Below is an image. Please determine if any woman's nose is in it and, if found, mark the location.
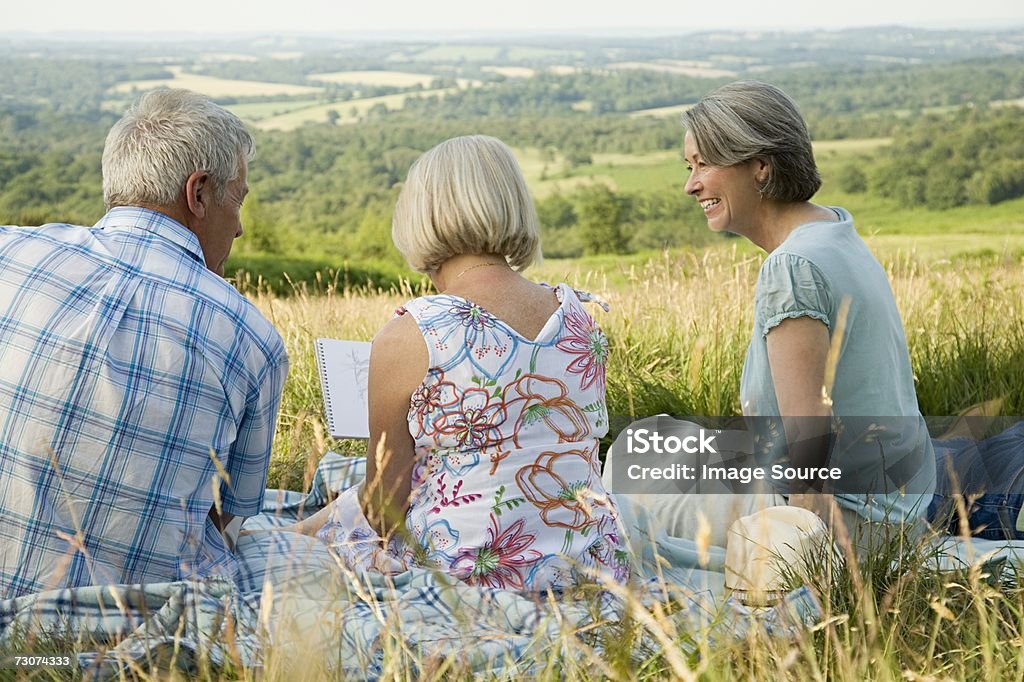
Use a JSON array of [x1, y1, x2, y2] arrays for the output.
[[684, 173, 699, 195]]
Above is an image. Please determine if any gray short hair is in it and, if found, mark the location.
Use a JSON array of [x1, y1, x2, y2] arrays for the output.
[[392, 135, 541, 274], [682, 80, 821, 202], [102, 89, 254, 210]]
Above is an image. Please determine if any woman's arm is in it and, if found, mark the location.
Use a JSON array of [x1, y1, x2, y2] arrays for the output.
[[247, 315, 428, 540], [358, 313, 429, 539], [766, 316, 835, 514]]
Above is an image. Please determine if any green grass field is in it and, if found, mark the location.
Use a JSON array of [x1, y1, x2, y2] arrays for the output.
[[506, 46, 584, 61], [412, 45, 502, 61], [228, 98, 327, 121], [305, 70, 439, 88], [608, 60, 737, 78], [533, 138, 1024, 242], [629, 102, 694, 118], [511, 146, 617, 197], [109, 66, 323, 98], [480, 65, 537, 78], [252, 87, 460, 130]]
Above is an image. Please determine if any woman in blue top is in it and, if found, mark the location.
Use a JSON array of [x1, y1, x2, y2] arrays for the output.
[[680, 81, 935, 533]]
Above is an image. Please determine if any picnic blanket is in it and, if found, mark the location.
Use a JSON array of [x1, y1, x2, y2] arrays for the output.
[[0, 453, 823, 679]]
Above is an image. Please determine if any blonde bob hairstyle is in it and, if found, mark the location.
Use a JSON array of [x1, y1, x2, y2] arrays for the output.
[[392, 135, 542, 274]]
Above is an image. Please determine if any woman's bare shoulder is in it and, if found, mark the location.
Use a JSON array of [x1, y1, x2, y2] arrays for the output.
[[370, 312, 428, 386]]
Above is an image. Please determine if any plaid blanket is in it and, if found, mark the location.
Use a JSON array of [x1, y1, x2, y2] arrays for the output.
[[1, 453, 826, 679]]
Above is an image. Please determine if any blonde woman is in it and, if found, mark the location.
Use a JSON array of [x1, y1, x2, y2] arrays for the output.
[[295, 135, 627, 592]]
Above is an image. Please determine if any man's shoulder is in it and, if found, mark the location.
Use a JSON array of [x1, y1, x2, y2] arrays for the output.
[[1, 221, 94, 240], [1, 219, 286, 367], [0, 221, 123, 281], [170, 265, 288, 367]]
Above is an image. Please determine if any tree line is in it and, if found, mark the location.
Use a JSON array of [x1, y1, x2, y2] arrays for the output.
[[837, 107, 1024, 209], [5, 104, 1022, 267]]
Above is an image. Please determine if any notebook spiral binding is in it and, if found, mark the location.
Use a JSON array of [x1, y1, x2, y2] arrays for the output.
[[316, 340, 338, 434]]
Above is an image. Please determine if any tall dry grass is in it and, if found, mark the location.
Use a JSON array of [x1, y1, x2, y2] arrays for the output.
[[3, 246, 1022, 680], [253, 246, 1023, 490], [250, 246, 1023, 679], [224, 247, 1024, 681]]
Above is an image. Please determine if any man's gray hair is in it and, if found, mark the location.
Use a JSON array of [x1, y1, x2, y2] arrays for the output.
[[102, 89, 255, 210], [682, 80, 821, 202]]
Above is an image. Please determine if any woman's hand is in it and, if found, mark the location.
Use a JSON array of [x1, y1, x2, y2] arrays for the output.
[[238, 506, 333, 536]]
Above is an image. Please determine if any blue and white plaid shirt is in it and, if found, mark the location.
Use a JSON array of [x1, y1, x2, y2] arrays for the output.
[[0, 207, 288, 599]]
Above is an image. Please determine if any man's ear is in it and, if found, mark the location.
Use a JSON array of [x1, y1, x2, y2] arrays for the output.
[[184, 170, 211, 220]]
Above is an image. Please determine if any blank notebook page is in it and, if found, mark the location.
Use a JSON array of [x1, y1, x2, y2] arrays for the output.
[[314, 338, 371, 439]]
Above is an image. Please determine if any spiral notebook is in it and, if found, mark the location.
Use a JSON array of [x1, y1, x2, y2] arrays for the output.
[[314, 338, 371, 439]]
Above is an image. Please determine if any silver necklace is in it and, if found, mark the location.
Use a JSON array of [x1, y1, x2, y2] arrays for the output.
[[453, 261, 504, 281]]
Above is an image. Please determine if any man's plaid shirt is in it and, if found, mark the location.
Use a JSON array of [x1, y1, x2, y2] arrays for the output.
[[0, 207, 288, 598]]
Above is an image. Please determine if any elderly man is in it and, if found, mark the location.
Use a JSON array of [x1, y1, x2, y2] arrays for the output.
[[0, 89, 288, 599]]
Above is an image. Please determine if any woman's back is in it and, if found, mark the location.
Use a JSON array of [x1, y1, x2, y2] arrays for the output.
[[315, 134, 627, 591], [443, 273, 561, 342], [391, 281, 627, 591]]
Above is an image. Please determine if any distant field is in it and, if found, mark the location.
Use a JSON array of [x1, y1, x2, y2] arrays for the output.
[[551, 150, 682, 193], [306, 70, 438, 88], [412, 45, 502, 61], [591, 151, 679, 166], [529, 140, 890, 195], [862, 232, 1024, 260], [252, 87, 460, 130], [227, 98, 325, 121], [533, 175, 616, 197], [608, 60, 737, 78], [875, 97, 1024, 120], [506, 47, 584, 61], [481, 66, 536, 78], [813, 138, 894, 154], [110, 66, 322, 98], [512, 146, 617, 197], [822, 193, 1024, 236], [518, 138, 1024, 242], [628, 103, 694, 118], [196, 52, 258, 63], [583, 162, 678, 193], [510, 147, 555, 178]]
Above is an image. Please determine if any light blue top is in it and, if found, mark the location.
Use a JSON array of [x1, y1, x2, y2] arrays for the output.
[[739, 207, 935, 522]]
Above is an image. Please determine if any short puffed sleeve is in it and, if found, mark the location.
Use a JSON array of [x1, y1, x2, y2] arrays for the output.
[[755, 253, 833, 338]]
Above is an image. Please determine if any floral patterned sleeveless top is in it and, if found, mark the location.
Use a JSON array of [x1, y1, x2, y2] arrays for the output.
[[318, 282, 628, 591]]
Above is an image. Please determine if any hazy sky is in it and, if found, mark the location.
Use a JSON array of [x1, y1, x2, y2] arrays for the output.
[[5, 0, 1023, 35]]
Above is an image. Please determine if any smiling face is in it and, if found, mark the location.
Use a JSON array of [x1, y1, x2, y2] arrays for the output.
[[683, 131, 764, 236]]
